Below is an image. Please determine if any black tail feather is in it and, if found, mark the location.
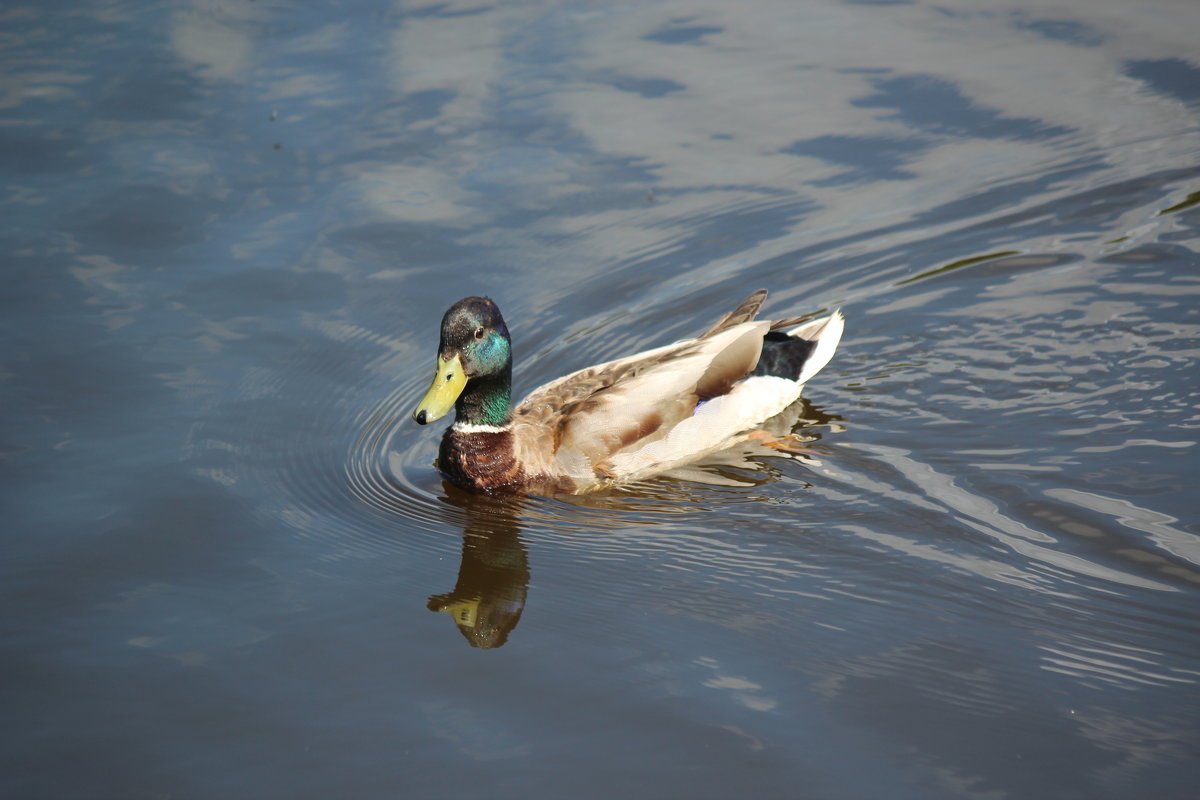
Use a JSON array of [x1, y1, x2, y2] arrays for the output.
[[753, 331, 816, 379]]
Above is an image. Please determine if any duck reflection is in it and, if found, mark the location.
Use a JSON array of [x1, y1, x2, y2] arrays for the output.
[[427, 487, 530, 649]]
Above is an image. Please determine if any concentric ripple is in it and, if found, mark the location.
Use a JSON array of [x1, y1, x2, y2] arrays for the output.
[[346, 380, 450, 529]]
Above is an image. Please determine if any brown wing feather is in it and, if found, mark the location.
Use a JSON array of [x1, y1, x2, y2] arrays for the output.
[[768, 314, 812, 331], [510, 340, 705, 477], [514, 290, 773, 429], [513, 340, 698, 426], [510, 294, 778, 481], [699, 289, 767, 337], [513, 338, 706, 446]]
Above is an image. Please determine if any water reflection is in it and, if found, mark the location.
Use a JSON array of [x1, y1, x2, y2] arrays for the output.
[[427, 486, 530, 650]]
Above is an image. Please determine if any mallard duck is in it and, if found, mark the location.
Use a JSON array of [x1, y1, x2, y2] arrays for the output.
[[412, 290, 844, 494]]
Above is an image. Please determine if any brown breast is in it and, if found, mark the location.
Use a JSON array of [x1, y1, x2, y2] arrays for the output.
[[438, 427, 578, 494], [438, 428, 525, 491]]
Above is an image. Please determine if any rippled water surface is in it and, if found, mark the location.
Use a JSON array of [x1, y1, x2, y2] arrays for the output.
[[3, 1, 1199, 798]]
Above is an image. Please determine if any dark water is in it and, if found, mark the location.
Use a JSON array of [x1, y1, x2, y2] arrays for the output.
[[3, 1, 1199, 798]]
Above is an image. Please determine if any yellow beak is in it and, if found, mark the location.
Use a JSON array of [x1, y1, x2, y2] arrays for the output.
[[413, 353, 467, 425], [434, 596, 480, 628]]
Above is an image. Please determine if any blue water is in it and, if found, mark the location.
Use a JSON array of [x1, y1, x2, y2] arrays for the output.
[[2, 1, 1198, 798]]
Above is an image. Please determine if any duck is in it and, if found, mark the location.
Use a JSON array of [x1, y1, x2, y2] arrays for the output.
[[412, 290, 844, 494]]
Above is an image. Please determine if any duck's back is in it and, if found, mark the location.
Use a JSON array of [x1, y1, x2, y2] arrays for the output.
[[509, 321, 770, 488]]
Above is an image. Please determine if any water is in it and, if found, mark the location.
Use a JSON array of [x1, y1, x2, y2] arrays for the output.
[[3, 1, 1198, 798]]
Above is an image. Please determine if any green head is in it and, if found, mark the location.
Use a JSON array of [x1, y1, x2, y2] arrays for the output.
[[412, 296, 513, 427]]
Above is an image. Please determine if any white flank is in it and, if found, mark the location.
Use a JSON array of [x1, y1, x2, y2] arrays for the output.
[[607, 375, 801, 480]]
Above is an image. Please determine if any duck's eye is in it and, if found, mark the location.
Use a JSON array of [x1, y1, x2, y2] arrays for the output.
[[473, 327, 485, 340]]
